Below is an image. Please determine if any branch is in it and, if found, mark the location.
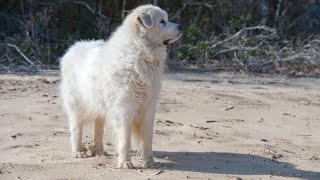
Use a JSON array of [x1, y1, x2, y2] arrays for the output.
[[6, 44, 35, 66], [214, 42, 265, 56], [41, 0, 107, 20], [173, 0, 191, 19], [173, 0, 213, 19], [210, 26, 275, 49]]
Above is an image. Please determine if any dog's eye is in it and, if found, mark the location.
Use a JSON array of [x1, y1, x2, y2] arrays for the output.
[[160, 19, 166, 26]]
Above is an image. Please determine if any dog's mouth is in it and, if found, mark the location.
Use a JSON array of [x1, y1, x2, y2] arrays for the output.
[[163, 33, 183, 46]]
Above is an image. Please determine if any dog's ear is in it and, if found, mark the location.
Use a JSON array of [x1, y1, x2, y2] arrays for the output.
[[137, 13, 153, 29]]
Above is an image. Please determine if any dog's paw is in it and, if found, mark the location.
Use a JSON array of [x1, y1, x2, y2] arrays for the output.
[[72, 151, 87, 158], [87, 145, 109, 157], [117, 161, 134, 169]]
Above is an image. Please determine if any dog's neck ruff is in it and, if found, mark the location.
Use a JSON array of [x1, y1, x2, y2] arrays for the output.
[[133, 38, 167, 67]]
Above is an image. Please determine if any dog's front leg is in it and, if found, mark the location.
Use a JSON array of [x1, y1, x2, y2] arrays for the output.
[[112, 106, 135, 169], [140, 100, 158, 168], [117, 126, 133, 169]]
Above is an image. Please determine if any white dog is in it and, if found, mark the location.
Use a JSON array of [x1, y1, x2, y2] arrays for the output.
[[60, 4, 182, 168]]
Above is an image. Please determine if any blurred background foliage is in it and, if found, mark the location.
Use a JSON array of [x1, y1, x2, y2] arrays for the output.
[[0, 0, 320, 76]]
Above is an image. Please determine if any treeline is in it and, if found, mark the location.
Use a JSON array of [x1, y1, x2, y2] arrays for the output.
[[1, 0, 320, 75]]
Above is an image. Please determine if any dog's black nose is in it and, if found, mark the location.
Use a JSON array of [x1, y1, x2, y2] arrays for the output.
[[177, 24, 182, 31]]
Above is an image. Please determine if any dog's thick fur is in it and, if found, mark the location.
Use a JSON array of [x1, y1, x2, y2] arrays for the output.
[[60, 5, 182, 168]]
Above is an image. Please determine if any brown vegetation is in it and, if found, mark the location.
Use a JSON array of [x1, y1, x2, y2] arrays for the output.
[[0, 0, 320, 76]]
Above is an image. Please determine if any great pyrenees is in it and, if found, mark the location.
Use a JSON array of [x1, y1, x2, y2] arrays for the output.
[[60, 4, 182, 168]]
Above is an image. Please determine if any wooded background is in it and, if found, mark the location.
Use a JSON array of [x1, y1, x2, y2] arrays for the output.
[[1, 0, 320, 76]]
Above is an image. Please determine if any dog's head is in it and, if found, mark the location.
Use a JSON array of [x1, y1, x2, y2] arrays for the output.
[[128, 5, 182, 47]]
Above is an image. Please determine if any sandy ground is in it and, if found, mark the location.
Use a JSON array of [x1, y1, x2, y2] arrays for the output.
[[0, 72, 319, 180]]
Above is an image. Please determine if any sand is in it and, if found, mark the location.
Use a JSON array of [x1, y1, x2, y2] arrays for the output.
[[0, 72, 319, 180]]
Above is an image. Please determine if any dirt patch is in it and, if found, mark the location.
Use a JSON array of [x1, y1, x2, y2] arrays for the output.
[[0, 73, 319, 179]]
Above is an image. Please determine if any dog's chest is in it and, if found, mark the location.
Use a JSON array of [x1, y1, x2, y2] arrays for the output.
[[126, 63, 160, 104]]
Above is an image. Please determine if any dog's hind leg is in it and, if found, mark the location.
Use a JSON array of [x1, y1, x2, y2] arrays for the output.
[[69, 111, 87, 158], [63, 87, 87, 158], [89, 117, 109, 156]]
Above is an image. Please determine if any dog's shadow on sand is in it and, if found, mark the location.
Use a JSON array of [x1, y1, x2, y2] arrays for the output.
[[154, 151, 320, 179]]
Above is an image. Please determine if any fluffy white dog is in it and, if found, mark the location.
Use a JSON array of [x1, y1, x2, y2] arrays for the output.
[[60, 4, 182, 168]]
